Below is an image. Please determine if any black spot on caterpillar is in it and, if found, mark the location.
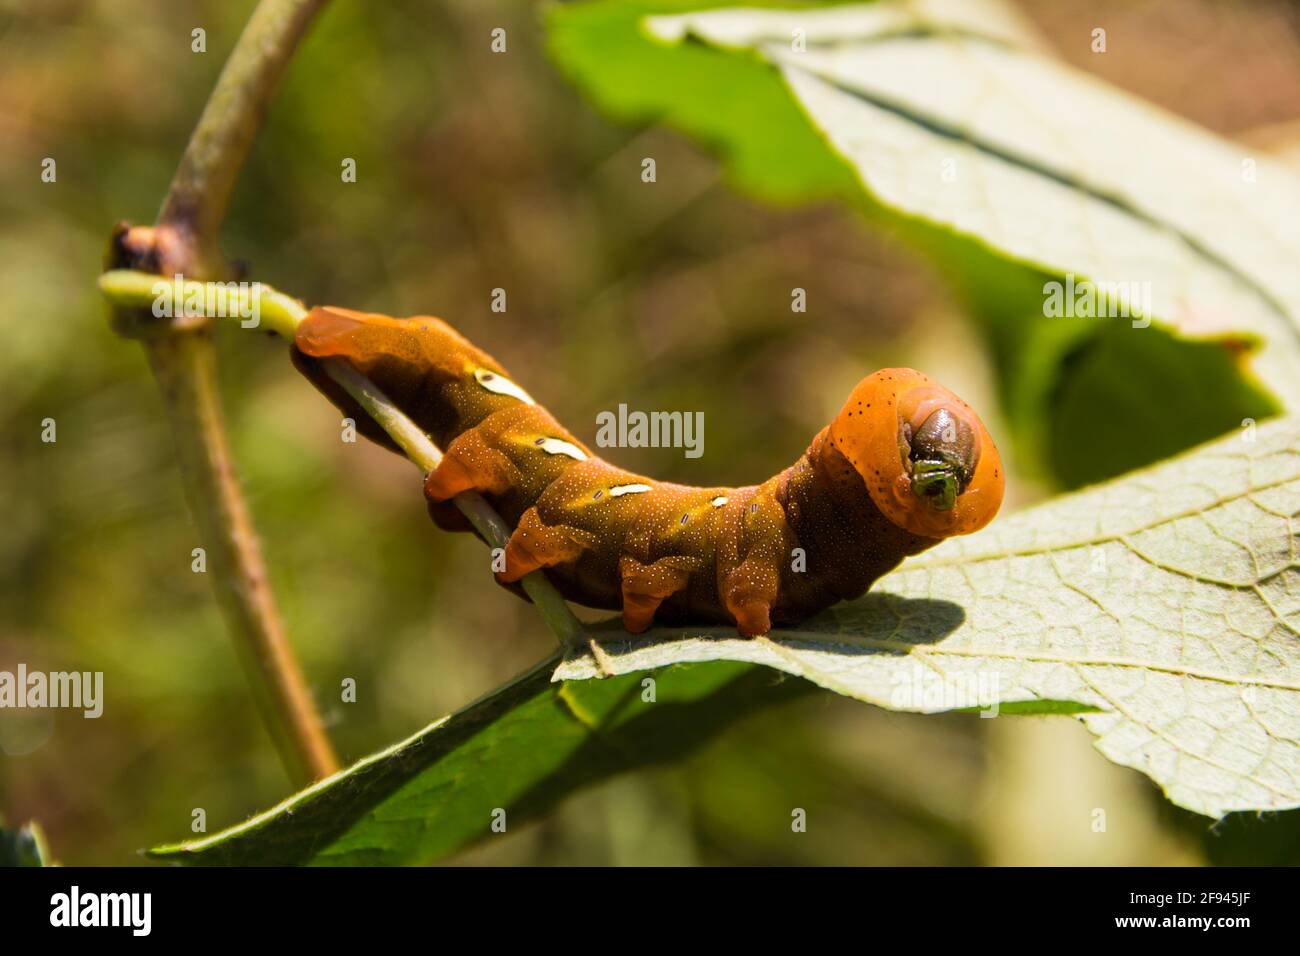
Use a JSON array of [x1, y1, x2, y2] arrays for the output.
[[292, 307, 1004, 636]]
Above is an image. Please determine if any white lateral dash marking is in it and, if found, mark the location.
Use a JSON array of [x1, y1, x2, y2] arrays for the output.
[[537, 437, 587, 461], [711, 495, 728, 507], [609, 483, 653, 497], [474, 368, 534, 404]]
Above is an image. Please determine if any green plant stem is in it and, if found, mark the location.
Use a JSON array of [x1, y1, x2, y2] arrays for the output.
[[146, 332, 339, 784], [99, 270, 587, 649], [125, 0, 338, 785], [100, 270, 303, 339], [322, 360, 586, 648]]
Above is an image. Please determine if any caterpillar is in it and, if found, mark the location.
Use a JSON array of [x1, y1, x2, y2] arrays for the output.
[[291, 307, 1004, 636]]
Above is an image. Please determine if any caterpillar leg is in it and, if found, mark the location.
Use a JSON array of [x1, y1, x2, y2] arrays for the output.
[[716, 489, 788, 637], [497, 507, 595, 583], [423, 428, 518, 536], [424, 428, 515, 502], [619, 555, 698, 634], [721, 557, 780, 637]]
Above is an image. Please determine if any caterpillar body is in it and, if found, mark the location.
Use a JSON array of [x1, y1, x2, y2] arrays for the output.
[[292, 307, 1004, 637]]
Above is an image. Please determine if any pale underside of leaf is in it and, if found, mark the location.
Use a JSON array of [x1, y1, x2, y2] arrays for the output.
[[645, 2, 1300, 408], [557, 416, 1300, 819]]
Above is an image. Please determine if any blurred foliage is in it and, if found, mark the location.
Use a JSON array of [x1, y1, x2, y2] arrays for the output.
[[0, 817, 50, 866], [1, 0, 1296, 865]]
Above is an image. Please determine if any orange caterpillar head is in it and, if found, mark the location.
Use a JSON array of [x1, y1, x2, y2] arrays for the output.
[[828, 368, 1004, 539]]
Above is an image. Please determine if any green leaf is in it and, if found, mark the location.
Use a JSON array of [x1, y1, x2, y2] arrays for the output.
[[546, 0, 866, 206], [557, 416, 1300, 819], [545, 0, 1299, 484], [149, 656, 811, 865]]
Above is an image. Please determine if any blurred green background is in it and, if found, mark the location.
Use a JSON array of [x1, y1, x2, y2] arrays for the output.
[[2, 0, 1299, 865]]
